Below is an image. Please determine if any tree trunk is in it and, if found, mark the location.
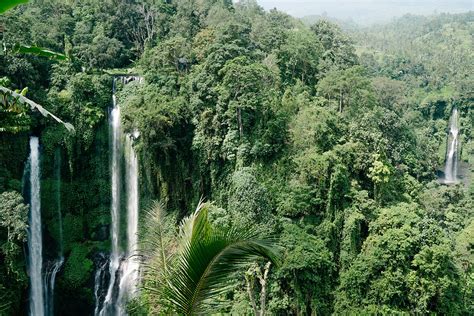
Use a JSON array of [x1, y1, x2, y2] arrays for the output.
[[258, 262, 271, 316], [339, 89, 343, 113], [245, 273, 259, 316], [237, 107, 243, 138]]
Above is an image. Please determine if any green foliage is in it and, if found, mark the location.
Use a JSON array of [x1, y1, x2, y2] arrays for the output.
[[62, 243, 93, 289], [0, 191, 28, 279], [144, 201, 280, 315], [317, 65, 374, 113], [0, 0, 29, 14], [270, 222, 335, 315], [0, 85, 73, 132], [0, 191, 28, 314], [276, 28, 322, 86], [0, 1, 472, 314], [13, 44, 67, 60], [310, 19, 358, 75], [336, 203, 464, 314], [227, 167, 273, 227]]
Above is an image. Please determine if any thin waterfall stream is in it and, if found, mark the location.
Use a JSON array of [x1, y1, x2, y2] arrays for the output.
[[117, 135, 140, 314], [444, 107, 460, 183], [28, 136, 44, 316]]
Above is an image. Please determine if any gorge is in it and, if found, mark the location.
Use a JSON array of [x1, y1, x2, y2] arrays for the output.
[[0, 1, 472, 315], [98, 76, 141, 316]]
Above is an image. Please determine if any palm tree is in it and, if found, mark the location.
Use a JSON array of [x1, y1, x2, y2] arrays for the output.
[[142, 201, 280, 315]]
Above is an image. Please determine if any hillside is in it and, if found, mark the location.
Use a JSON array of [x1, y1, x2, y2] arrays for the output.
[[0, 1, 472, 315]]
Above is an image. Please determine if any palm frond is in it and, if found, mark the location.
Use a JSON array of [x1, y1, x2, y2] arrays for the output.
[[0, 86, 74, 132], [161, 201, 279, 315], [142, 201, 174, 273]]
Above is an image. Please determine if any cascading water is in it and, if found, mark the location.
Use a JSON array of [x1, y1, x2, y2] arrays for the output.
[[28, 136, 44, 316], [43, 259, 63, 316], [43, 148, 64, 316], [117, 136, 140, 313], [100, 79, 123, 316], [98, 76, 141, 316], [444, 108, 460, 183], [94, 253, 110, 315]]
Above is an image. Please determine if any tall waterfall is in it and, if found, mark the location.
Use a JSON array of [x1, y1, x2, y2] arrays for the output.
[[28, 136, 44, 316], [43, 148, 64, 316], [100, 80, 123, 316], [117, 136, 140, 314], [98, 76, 141, 316], [444, 108, 459, 183]]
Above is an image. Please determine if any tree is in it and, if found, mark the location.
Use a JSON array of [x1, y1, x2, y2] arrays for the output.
[[218, 56, 277, 139], [276, 28, 322, 86], [0, 191, 28, 276], [336, 203, 463, 314], [368, 154, 392, 203], [317, 65, 374, 113], [0, 191, 28, 314], [310, 20, 358, 74], [0, 0, 72, 133], [143, 201, 280, 315]]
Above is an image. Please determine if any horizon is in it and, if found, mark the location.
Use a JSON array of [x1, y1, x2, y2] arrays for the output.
[[254, 0, 473, 25]]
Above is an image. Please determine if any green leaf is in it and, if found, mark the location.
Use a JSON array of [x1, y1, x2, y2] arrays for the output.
[[14, 44, 67, 60], [160, 202, 280, 315], [0, 0, 29, 14], [0, 86, 74, 132]]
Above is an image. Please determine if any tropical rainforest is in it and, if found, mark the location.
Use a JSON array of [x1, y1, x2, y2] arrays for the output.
[[0, 0, 472, 315]]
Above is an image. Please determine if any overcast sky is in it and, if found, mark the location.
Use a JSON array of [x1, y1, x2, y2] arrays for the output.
[[255, 0, 473, 24]]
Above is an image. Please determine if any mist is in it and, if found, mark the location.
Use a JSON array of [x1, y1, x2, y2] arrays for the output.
[[255, 0, 473, 25]]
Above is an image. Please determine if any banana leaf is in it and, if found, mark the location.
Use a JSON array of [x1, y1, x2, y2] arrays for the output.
[[0, 0, 29, 14], [0, 86, 74, 132], [13, 44, 67, 60]]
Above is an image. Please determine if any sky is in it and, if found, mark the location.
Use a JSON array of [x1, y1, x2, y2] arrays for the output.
[[255, 0, 473, 24]]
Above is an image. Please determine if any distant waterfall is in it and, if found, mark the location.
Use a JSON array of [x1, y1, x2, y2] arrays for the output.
[[98, 76, 141, 316], [28, 136, 44, 316], [43, 148, 64, 316], [444, 108, 459, 183]]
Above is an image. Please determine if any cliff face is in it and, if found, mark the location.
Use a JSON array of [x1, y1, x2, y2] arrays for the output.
[[0, 119, 111, 315]]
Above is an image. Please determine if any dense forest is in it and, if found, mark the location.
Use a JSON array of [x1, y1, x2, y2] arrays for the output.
[[0, 0, 472, 315]]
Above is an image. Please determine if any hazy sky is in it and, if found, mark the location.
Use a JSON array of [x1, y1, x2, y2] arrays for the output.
[[255, 0, 473, 24]]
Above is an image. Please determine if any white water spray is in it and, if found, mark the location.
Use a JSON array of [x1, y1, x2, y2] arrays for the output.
[[94, 254, 109, 315], [117, 136, 140, 313], [43, 258, 63, 316], [98, 76, 141, 316], [444, 108, 459, 183], [100, 80, 123, 316], [28, 136, 44, 316]]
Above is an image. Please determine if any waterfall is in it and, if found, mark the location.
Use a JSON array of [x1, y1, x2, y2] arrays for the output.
[[100, 79, 123, 316], [43, 259, 63, 316], [444, 108, 460, 183], [117, 136, 140, 314], [43, 148, 64, 316], [98, 76, 141, 316], [28, 136, 44, 316], [94, 253, 110, 315]]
